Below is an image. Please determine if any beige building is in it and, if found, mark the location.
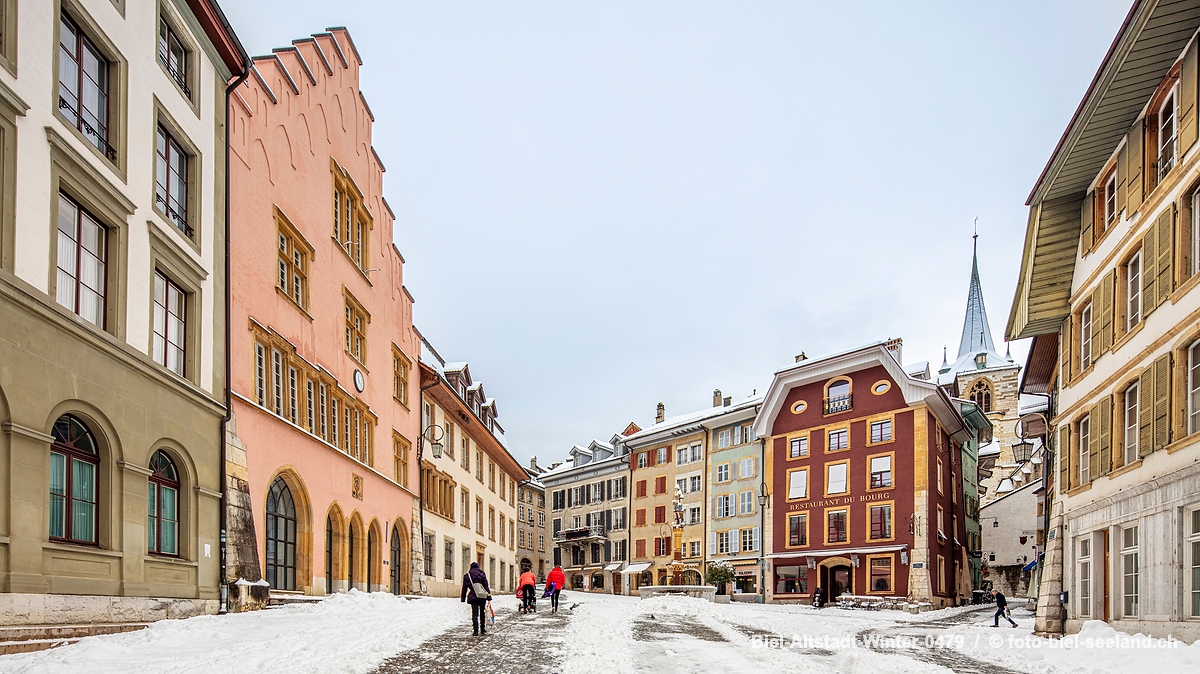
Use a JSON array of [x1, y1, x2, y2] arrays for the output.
[[1008, 0, 1200, 640], [416, 338, 529, 596], [0, 0, 246, 624], [516, 474, 550, 580]]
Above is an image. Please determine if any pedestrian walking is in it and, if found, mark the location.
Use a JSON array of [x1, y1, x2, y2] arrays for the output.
[[990, 589, 1017, 628], [546, 565, 566, 613], [517, 569, 538, 613], [461, 561, 492, 636], [813, 586, 824, 609]]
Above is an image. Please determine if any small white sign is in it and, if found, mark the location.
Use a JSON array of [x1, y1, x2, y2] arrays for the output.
[[204, 544, 211, 558]]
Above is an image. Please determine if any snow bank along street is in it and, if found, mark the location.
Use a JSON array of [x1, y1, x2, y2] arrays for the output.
[[2, 592, 1199, 673]]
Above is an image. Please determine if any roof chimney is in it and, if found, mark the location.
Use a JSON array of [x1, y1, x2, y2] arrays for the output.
[[883, 337, 903, 365], [713, 389, 722, 407], [795, 352, 807, 363], [655, 402, 665, 423], [723, 396, 732, 407]]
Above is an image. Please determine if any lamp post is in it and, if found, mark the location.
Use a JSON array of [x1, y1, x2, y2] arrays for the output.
[[758, 481, 769, 604], [414, 422, 444, 594], [671, 487, 685, 586]]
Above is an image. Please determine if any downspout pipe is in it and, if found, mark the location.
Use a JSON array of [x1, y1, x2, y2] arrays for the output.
[[415, 378, 440, 594], [219, 52, 252, 614]]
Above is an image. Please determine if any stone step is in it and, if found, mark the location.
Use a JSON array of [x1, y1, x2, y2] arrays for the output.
[[0, 623, 149, 655]]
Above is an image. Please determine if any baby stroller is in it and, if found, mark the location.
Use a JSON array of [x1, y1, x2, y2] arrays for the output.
[[518, 583, 537, 613]]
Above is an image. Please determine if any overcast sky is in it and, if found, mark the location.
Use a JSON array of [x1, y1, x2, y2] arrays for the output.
[[222, 1, 1130, 465]]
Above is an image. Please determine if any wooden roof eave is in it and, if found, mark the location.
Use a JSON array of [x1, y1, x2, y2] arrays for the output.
[[1007, 193, 1085, 341], [418, 364, 529, 482]]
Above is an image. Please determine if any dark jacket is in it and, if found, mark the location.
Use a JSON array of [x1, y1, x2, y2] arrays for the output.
[[461, 562, 491, 603], [993, 591, 1008, 608]]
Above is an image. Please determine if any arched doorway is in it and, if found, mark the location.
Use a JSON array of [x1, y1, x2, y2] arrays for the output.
[[570, 573, 584, 589], [266, 477, 297, 590], [520, 557, 532, 573], [390, 521, 410, 595], [367, 520, 380, 591], [324, 505, 345, 594], [819, 557, 852, 601], [638, 570, 653, 588], [682, 570, 702, 586], [347, 523, 356, 590], [591, 572, 605, 591]]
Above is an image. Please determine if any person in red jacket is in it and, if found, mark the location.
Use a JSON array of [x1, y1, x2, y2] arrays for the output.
[[545, 565, 566, 613], [517, 570, 538, 613]]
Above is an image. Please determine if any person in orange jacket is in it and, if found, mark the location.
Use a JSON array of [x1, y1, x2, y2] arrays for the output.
[[545, 565, 566, 613], [517, 570, 538, 613]]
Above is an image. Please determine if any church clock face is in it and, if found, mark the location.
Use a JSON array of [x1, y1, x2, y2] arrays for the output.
[[354, 369, 365, 393]]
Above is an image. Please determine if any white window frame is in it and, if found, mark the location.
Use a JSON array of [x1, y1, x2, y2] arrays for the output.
[[1190, 340, 1200, 434], [826, 463, 848, 495], [869, 455, 892, 488], [1194, 191, 1200, 277], [1080, 302, 1093, 371], [717, 530, 730, 554], [1188, 509, 1200, 618], [1159, 89, 1178, 181], [1127, 250, 1141, 331], [717, 429, 732, 449], [739, 490, 754, 515], [1105, 173, 1118, 225], [656, 447, 667, 464], [1078, 537, 1092, 618], [788, 469, 808, 499], [1124, 382, 1138, 466], [738, 457, 755, 479], [690, 444, 702, 463], [716, 463, 731, 482], [1122, 525, 1139, 617], [1079, 414, 1091, 485], [716, 494, 734, 518]]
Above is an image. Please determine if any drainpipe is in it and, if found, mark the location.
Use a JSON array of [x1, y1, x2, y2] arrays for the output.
[[218, 35, 252, 614], [415, 378, 439, 594]]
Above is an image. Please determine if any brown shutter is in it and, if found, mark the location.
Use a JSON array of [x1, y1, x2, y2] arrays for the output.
[[1183, 40, 1199, 155], [1117, 144, 1128, 216], [1088, 406, 1100, 483], [1142, 224, 1158, 318], [1138, 365, 1154, 457], [1081, 193, 1095, 254], [1098, 395, 1113, 477], [1097, 271, 1115, 354], [1153, 352, 1171, 451], [1060, 318, 1072, 386], [1088, 291, 1100, 367], [1127, 119, 1145, 213], [1058, 425, 1071, 493], [1155, 205, 1174, 308]]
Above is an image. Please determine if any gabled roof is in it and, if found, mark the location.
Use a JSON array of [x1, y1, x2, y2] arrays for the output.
[[753, 341, 971, 443]]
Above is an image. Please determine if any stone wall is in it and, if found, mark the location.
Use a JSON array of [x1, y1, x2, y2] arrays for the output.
[[223, 412, 268, 612], [0, 593, 218, 626]]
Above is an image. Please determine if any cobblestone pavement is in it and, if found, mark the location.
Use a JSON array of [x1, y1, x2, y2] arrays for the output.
[[856, 604, 1030, 674], [372, 604, 569, 674]]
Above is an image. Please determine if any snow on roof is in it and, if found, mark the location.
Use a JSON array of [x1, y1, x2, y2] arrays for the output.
[[442, 362, 468, 372], [906, 361, 930, 374], [622, 395, 764, 445], [1018, 393, 1049, 415], [978, 440, 1001, 456]]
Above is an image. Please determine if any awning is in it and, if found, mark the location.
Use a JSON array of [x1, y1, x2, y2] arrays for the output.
[[1022, 558, 1039, 572], [603, 562, 623, 571], [766, 544, 908, 560], [620, 562, 652, 574]]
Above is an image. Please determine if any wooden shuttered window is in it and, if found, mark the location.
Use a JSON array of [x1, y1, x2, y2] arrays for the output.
[[1154, 205, 1174, 308], [1153, 353, 1171, 452], [1087, 404, 1101, 484], [1081, 192, 1095, 254], [1182, 39, 1199, 156], [1138, 365, 1155, 458], [1142, 222, 1158, 319], [1096, 396, 1113, 479], [1058, 425, 1071, 493], [1060, 319, 1072, 387], [1095, 270, 1115, 356], [1127, 117, 1145, 213], [1116, 143, 1128, 217]]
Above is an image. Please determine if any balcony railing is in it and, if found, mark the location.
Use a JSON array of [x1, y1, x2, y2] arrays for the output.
[[1157, 137, 1177, 183], [824, 393, 852, 415], [553, 524, 606, 542], [158, 51, 192, 98]]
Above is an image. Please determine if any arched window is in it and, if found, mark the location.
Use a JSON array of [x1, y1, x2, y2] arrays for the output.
[[824, 378, 852, 414], [970, 380, 993, 413], [50, 414, 99, 545], [347, 524, 356, 590], [325, 514, 335, 594], [266, 477, 297, 590], [148, 450, 179, 556]]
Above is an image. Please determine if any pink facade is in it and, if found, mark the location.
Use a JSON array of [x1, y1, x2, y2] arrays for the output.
[[228, 28, 420, 596]]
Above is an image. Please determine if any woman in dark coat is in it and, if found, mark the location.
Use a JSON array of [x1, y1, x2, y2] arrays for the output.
[[460, 561, 492, 636]]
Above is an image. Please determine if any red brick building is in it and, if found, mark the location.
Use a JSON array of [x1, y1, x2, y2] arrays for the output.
[[754, 342, 986, 607]]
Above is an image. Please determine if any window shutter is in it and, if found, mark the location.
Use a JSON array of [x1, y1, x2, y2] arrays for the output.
[[1058, 425, 1071, 493], [1088, 291, 1100, 367], [1098, 395, 1112, 477], [709, 532, 716, 552], [1155, 205, 1174, 308], [1142, 224, 1158, 318], [1127, 118, 1145, 213], [1098, 271, 1115, 354], [648, 450, 656, 467], [1183, 39, 1199, 155], [1153, 352, 1171, 451], [1088, 405, 1100, 483], [665, 447, 672, 463], [567, 489, 574, 508], [1081, 192, 1095, 254], [1117, 143, 1128, 216], [1060, 319, 1072, 386], [1138, 365, 1154, 457]]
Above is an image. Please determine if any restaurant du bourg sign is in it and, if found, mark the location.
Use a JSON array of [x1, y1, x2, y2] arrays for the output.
[[787, 491, 891, 512]]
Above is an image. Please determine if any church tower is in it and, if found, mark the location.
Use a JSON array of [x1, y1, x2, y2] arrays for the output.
[[939, 236, 1021, 504]]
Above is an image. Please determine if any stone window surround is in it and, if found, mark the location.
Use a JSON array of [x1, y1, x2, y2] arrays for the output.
[[0, 0, 17, 77], [151, 96, 203, 252], [0, 77, 26, 273], [156, 1, 202, 116], [53, 0, 130, 181], [147, 221, 206, 385], [46, 125, 135, 341]]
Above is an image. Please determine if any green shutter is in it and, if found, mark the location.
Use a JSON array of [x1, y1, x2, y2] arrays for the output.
[[1155, 205, 1174, 308], [1098, 395, 1112, 477], [1058, 425, 1071, 493], [1081, 192, 1095, 254], [1142, 225, 1158, 318], [1139, 365, 1155, 458], [1097, 271, 1114, 354], [1183, 40, 1199, 155], [1127, 118, 1145, 213], [1153, 353, 1171, 451]]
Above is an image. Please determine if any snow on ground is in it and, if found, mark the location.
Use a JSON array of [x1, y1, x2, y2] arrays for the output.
[[0, 590, 473, 674]]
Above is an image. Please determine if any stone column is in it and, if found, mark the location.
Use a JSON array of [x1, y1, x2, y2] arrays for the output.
[[223, 412, 267, 611]]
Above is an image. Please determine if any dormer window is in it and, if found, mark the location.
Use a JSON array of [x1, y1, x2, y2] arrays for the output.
[[1158, 89, 1177, 182], [1104, 172, 1118, 226], [975, 353, 986, 369], [823, 378, 852, 414]]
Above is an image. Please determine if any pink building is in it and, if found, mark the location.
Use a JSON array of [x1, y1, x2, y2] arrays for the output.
[[227, 28, 420, 600]]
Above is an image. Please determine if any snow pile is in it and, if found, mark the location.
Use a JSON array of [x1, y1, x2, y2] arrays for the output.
[[951, 615, 1200, 674], [557, 593, 635, 674], [0, 590, 462, 674]]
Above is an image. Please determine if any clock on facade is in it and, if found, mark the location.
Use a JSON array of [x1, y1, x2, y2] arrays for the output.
[[353, 369, 365, 392]]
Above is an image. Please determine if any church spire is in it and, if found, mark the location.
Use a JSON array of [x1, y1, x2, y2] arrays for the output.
[[957, 232, 997, 360]]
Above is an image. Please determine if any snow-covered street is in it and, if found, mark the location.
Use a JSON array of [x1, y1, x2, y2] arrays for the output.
[[1, 591, 1198, 674]]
